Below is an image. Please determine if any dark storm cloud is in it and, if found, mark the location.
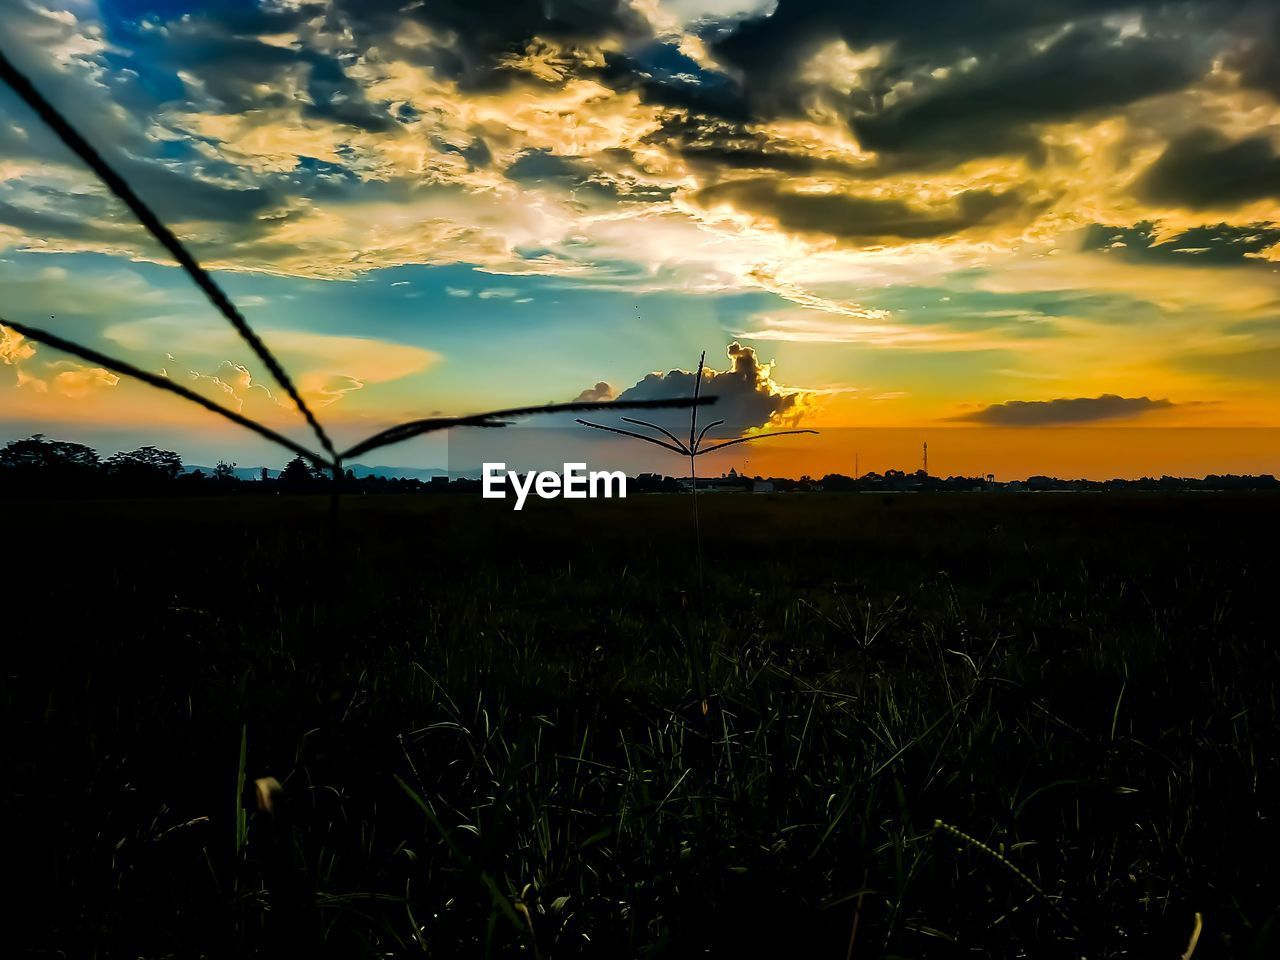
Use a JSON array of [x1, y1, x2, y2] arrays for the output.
[[713, 0, 1224, 90], [0, 152, 283, 247], [302, 55, 395, 133], [327, 0, 651, 86], [506, 150, 599, 185], [594, 47, 754, 123], [696, 0, 1274, 177], [716, 0, 1108, 63], [506, 148, 674, 203], [0, 2, 295, 240], [1232, 5, 1280, 96], [957, 395, 1175, 425], [851, 24, 1208, 164], [9, 0, 655, 251], [88, 0, 1280, 207], [705, 1, 1250, 167], [5, 0, 1275, 274], [433, 136, 493, 170], [679, 142, 854, 175], [1137, 130, 1280, 209], [644, 114, 867, 177], [627, 73, 754, 124], [0, 139, 278, 249], [120, 12, 393, 130], [151, 32, 300, 113], [126, 162, 279, 223], [104, 0, 653, 148], [0, 200, 129, 244], [1085, 222, 1280, 263], [695, 179, 1025, 241]]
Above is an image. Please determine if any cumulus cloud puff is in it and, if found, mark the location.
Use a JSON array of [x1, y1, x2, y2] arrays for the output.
[[1, 323, 118, 397], [581, 341, 811, 433], [574, 380, 616, 402], [46, 361, 119, 398], [1, 325, 37, 366]]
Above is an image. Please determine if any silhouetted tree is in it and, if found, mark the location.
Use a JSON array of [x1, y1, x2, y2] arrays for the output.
[[0, 434, 100, 493], [0, 434, 99, 473], [106, 445, 183, 484], [280, 454, 321, 489]]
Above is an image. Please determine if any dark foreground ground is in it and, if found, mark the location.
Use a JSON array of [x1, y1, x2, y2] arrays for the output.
[[4, 492, 1279, 958]]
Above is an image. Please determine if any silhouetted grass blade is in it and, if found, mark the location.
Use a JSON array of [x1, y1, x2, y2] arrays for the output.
[[0, 47, 336, 460], [696, 429, 819, 454], [343, 396, 716, 460], [621, 417, 692, 454], [0, 318, 329, 469], [572, 419, 689, 455]]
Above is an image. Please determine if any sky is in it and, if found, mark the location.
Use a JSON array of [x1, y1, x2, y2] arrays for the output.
[[0, 0, 1278, 477]]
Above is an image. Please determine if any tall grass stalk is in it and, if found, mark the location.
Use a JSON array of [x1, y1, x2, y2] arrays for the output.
[[576, 349, 817, 590], [933, 818, 1081, 940], [0, 56, 716, 526]]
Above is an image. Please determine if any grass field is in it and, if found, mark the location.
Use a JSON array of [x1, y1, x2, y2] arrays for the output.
[[5, 492, 1278, 958]]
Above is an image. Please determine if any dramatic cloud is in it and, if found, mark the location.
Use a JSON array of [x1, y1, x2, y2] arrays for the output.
[[1233, 5, 1280, 97], [1, 0, 1277, 306], [1138, 130, 1280, 209], [956, 395, 1176, 426], [847, 23, 1210, 165], [589, 340, 812, 432], [4, 0, 1280, 445], [695, 179, 1027, 243]]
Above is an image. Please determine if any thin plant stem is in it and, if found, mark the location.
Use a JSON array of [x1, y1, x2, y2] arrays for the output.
[[690, 451, 703, 594], [4, 317, 710, 474], [689, 353, 706, 595], [0, 317, 330, 470], [346, 397, 709, 460], [575, 348, 819, 595], [0, 47, 337, 461]]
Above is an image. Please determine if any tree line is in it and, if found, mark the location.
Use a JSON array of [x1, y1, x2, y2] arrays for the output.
[[3, 433, 1277, 496], [0, 434, 339, 495]]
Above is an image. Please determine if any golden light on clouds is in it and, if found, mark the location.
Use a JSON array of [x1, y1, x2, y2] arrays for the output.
[[1, 0, 1280, 471]]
